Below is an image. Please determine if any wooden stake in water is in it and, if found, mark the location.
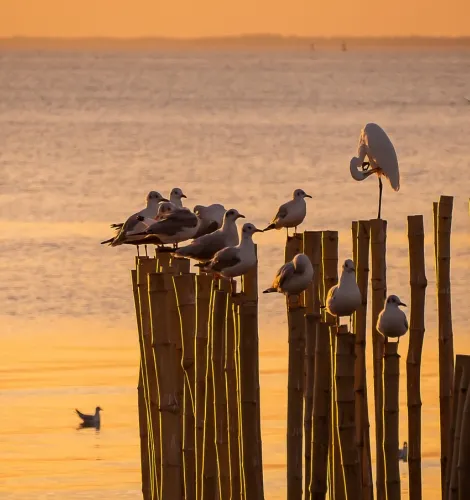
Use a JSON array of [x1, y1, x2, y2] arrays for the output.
[[457, 366, 470, 499], [370, 219, 387, 500], [383, 341, 400, 500], [406, 215, 427, 500], [434, 195, 455, 493]]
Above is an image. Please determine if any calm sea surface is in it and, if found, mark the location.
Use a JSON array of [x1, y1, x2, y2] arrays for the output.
[[1, 49, 469, 499]]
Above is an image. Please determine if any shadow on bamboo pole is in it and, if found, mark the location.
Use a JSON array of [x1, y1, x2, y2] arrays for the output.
[[383, 341, 400, 500], [310, 321, 331, 500], [137, 258, 160, 499], [132, 267, 152, 500], [352, 220, 374, 500], [370, 219, 387, 500], [225, 286, 242, 499], [239, 251, 265, 499], [149, 272, 181, 500], [406, 214, 427, 500], [212, 287, 230, 499], [434, 195, 454, 493], [457, 363, 470, 499], [448, 357, 470, 500], [174, 272, 196, 500], [335, 326, 361, 499], [285, 234, 305, 500], [303, 231, 322, 500]]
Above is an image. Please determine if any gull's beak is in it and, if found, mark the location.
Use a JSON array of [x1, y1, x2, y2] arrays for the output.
[[161, 198, 169, 202], [181, 194, 187, 199], [363, 168, 380, 178], [237, 214, 246, 219], [304, 194, 313, 198], [399, 302, 407, 307], [254, 228, 263, 233]]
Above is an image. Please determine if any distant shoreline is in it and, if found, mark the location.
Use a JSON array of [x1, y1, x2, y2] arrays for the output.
[[1, 35, 470, 51]]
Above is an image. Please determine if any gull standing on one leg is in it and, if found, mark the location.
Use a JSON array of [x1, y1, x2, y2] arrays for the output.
[[263, 253, 314, 298], [377, 294, 408, 344]]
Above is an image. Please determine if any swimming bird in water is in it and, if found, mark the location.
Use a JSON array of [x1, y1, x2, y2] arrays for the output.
[[325, 259, 361, 329], [377, 294, 408, 343], [349, 123, 399, 219], [263, 189, 312, 236], [76, 406, 102, 429], [263, 253, 314, 297], [169, 187, 187, 208]]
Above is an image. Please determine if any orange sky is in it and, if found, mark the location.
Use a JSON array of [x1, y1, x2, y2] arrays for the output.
[[1, 0, 469, 38]]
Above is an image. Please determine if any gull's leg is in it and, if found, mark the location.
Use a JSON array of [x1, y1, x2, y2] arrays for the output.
[[378, 176, 383, 219], [286, 228, 289, 238], [145, 245, 148, 257], [137, 246, 140, 257], [349, 315, 352, 333]]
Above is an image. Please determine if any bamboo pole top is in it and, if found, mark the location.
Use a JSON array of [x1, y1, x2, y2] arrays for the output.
[[137, 257, 157, 285]]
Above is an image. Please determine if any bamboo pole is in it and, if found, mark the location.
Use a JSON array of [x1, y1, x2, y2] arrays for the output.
[[225, 287, 242, 499], [383, 341, 400, 500], [148, 272, 181, 500], [352, 220, 373, 500], [239, 252, 265, 500], [195, 274, 213, 500], [335, 326, 361, 499], [310, 321, 331, 500], [448, 359, 470, 499], [174, 273, 196, 500], [303, 231, 322, 500], [285, 234, 305, 500], [370, 218, 387, 500], [202, 283, 217, 500], [212, 288, 231, 499], [406, 215, 427, 500], [457, 366, 470, 499], [435, 195, 455, 493]]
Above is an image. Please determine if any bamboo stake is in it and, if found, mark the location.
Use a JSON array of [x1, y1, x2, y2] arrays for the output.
[[406, 215, 427, 500], [303, 231, 322, 500], [148, 272, 181, 500], [211, 288, 230, 499], [132, 268, 152, 500], [202, 283, 217, 500], [370, 219, 387, 500], [448, 357, 470, 500], [435, 195, 455, 493], [352, 220, 373, 500], [225, 288, 241, 499], [457, 366, 470, 499], [174, 273, 196, 500], [239, 253, 265, 500], [195, 274, 213, 500], [285, 234, 305, 500], [335, 326, 361, 499], [310, 321, 332, 500], [383, 341, 400, 500]]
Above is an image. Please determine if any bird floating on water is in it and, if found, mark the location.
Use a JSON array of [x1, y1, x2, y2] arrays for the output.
[[377, 294, 408, 343], [76, 406, 102, 429], [263, 189, 312, 236], [264, 253, 314, 297], [349, 122, 400, 219], [325, 259, 361, 329]]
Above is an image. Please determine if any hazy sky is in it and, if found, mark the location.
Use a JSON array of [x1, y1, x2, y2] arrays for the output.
[[1, 0, 469, 38]]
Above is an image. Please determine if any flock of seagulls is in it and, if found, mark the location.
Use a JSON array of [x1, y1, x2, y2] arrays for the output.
[[100, 121, 408, 340]]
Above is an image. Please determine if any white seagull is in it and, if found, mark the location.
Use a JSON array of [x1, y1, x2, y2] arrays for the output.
[[349, 122, 400, 219], [326, 259, 362, 329], [76, 406, 102, 429], [196, 223, 262, 284], [377, 294, 408, 343], [192, 203, 226, 238], [263, 253, 314, 296], [169, 187, 187, 208], [172, 208, 244, 262], [263, 189, 312, 236]]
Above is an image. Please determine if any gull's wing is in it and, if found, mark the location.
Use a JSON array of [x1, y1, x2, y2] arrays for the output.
[[175, 229, 227, 260], [146, 209, 198, 236], [75, 409, 93, 422], [209, 246, 241, 272], [271, 202, 290, 224], [272, 261, 295, 289]]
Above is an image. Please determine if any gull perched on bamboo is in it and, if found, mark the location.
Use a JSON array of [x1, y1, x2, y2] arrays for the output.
[[196, 223, 262, 285], [172, 208, 244, 262], [263, 253, 314, 297], [192, 203, 226, 238], [377, 294, 408, 343], [325, 259, 361, 329], [75, 406, 102, 429], [349, 122, 400, 219], [263, 189, 312, 236], [169, 187, 187, 208]]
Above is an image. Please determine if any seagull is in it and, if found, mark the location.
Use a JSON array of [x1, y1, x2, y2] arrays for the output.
[[398, 442, 408, 462], [263, 189, 312, 236], [109, 191, 168, 231], [172, 208, 244, 262], [325, 259, 361, 329], [192, 203, 226, 238], [76, 406, 102, 429], [263, 253, 314, 297], [169, 187, 187, 208], [195, 223, 262, 286], [349, 122, 399, 219], [377, 294, 408, 343]]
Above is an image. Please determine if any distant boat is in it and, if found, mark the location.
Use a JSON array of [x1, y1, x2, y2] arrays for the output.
[[341, 41, 347, 52]]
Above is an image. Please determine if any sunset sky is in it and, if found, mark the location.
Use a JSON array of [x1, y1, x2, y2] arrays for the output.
[[1, 0, 469, 38]]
